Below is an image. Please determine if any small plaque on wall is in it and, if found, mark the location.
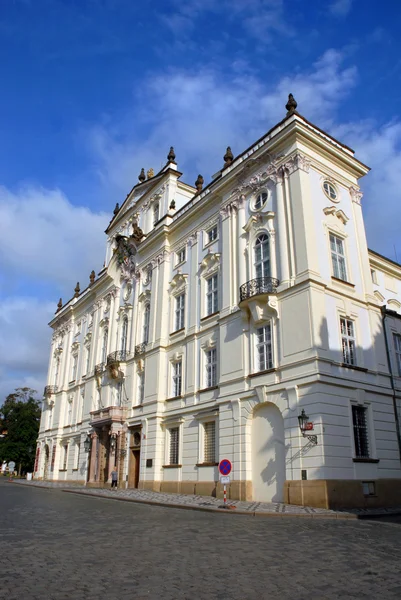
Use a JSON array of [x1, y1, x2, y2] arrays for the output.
[[146, 459, 153, 468]]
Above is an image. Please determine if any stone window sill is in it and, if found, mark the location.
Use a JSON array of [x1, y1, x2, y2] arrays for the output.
[[331, 277, 355, 288], [166, 396, 183, 402], [200, 311, 219, 322], [58, 469, 67, 472], [196, 462, 219, 467], [353, 458, 380, 463], [170, 327, 185, 336], [162, 464, 182, 468], [72, 469, 78, 472], [198, 386, 218, 393], [69, 380, 76, 386], [341, 363, 368, 372], [249, 368, 276, 378]]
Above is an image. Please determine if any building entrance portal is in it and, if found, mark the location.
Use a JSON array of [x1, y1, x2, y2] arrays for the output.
[[128, 429, 141, 488], [252, 403, 285, 502]]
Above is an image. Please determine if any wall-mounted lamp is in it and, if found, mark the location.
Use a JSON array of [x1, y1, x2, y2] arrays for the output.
[[110, 433, 117, 451], [298, 409, 317, 445], [83, 433, 91, 453]]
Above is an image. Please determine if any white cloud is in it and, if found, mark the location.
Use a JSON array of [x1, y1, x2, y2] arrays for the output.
[[0, 185, 108, 401], [0, 185, 108, 296], [329, 0, 353, 17], [88, 49, 357, 189]]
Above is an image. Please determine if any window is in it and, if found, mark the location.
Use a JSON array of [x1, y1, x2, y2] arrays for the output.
[[79, 389, 85, 422], [117, 381, 123, 406], [254, 191, 268, 210], [341, 318, 356, 365], [254, 234, 270, 279], [172, 360, 182, 397], [47, 406, 53, 430], [175, 294, 185, 331], [176, 247, 186, 265], [121, 317, 128, 354], [101, 329, 108, 364], [352, 405, 369, 458], [153, 202, 160, 225], [85, 345, 91, 375], [393, 334, 401, 376], [75, 443, 80, 470], [67, 397, 73, 425], [203, 421, 216, 463], [143, 304, 150, 344], [362, 481, 376, 496], [54, 357, 60, 386], [71, 354, 78, 381], [205, 348, 217, 388], [256, 324, 273, 371], [206, 274, 218, 315], [323, 180, 338, 201], [330, 233, 347, 281], [371, 269, 378, 284], [207, 225, 218, 244], [137, 371, 144, 405], [62, 444, 68, 470], [169, 427, 180, 465]]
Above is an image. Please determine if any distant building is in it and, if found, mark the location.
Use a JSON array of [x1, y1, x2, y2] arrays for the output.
[[36, 96, 401, 509]]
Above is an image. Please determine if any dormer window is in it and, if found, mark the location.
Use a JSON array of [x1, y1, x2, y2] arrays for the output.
[[153, 202, 160, 225]]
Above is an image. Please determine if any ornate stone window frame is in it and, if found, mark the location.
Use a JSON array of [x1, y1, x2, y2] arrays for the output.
[[321, 176, 340, 203]]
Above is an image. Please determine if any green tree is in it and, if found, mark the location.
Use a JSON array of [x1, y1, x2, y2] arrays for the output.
[[0, 387, 41, 473]]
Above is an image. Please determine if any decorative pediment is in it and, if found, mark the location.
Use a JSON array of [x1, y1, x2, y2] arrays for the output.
[[374, 290, 385, 303], [84, 333, 92, 346], [99, 316, 109, 328], [244, 211, 275, 234], [323, 207, 349, 225], [138, 290, 151, 303], [199, 252, 221, 277], [170, 350, 184, 363], [71, 341, 80, 354], [388, 299, 401, 311], [200, 335, 217, 351], [169, 271, 188, 294]]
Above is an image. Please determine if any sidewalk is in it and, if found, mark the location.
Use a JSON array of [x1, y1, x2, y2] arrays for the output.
[[11, 479, 401, 519]]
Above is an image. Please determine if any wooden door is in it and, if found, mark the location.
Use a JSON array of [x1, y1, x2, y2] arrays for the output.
[[128, 448, 140, 488]]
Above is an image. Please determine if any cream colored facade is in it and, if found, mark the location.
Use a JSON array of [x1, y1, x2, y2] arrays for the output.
[[36, 99, 401, 509]]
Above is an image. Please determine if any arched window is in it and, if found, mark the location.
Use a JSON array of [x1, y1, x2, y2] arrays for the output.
[[143, 304, 150, 344], [121, 316, 128, 355], [101, 328, 108, 364], [254, 234, 270, 279]]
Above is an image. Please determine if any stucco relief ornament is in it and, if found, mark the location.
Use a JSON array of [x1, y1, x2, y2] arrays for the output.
[[114, 234, 137, 280], [349, 186, 363, 205]]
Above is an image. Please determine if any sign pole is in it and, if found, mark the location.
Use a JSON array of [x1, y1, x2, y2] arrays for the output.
[[224, 484, 227, 506]]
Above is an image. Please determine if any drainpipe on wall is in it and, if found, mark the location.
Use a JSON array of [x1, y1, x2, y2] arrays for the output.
[[381, 305, 401, 464]]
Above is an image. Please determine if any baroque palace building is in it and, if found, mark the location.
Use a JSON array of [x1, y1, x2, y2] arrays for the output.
[[36, 95, 401, 509]]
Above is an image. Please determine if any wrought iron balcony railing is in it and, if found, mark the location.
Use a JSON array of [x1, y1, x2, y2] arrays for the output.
[[107, 351, 131, 365], [94, 363, 105, 376], [44, 385, 58, 396], [134, 343, 146, 357], [239, 277, 279, 302]]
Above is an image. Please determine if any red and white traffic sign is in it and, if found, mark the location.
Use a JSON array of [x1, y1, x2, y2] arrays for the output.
[[219, 459, 232, 475]]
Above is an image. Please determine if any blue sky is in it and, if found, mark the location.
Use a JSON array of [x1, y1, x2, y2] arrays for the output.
[[1, 0, 401, 399]]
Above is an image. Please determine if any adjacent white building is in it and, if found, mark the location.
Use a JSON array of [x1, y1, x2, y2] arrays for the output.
[[36, 96, 401, 509]]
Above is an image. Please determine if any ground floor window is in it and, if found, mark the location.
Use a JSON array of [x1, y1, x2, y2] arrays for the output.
[[352, 405, 369, 458], [203, 421, 216, 463], [169, 427, 180, 465]]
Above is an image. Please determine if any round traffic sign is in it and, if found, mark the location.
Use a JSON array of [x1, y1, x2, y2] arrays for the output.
[[219, 459, 232, 475]]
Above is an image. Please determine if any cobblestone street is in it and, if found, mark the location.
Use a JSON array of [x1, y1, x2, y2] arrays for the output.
[[2, 479, 401, 600]]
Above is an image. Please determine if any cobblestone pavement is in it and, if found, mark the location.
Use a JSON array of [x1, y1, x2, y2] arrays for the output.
[[2, 479, 401, 600], [11, 478, 401, 518]]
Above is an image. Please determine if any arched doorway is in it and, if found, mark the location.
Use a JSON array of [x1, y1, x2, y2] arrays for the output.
[[252, 403, 285, 502], [43, 445, 50, 480]]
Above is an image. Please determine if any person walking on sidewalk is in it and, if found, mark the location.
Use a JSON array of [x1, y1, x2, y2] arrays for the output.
[[111, 466, 118, 490]]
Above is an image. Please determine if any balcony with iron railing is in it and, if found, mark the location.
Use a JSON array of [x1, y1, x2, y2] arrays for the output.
[[239, 277, 279, 304], [44, 385, 58, 396], [107, 350, 131, 366]]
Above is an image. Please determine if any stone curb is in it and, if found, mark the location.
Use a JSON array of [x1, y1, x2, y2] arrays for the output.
[[62, 489, 358, 519], [11, 481, 401, 519]]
